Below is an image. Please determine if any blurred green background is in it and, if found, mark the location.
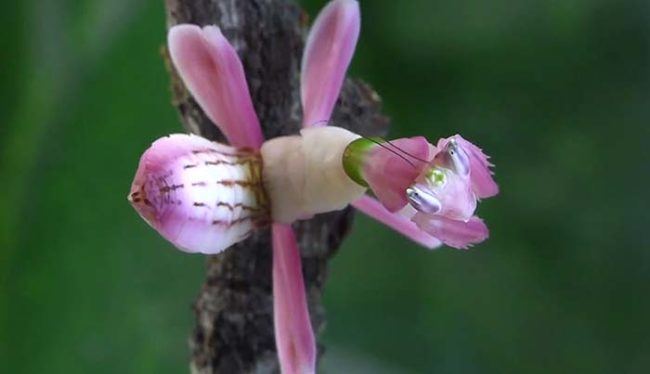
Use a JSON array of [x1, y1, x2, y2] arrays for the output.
[[1, 0, 648, 372]]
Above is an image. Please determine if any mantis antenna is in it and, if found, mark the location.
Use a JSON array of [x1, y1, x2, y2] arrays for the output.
[[379, 136, 431, 164], [360, 135, 418, 169]]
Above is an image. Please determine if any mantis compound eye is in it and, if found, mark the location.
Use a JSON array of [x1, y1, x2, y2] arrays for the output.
[[406, 185, 442, 214], [436, 138, 471, 177]]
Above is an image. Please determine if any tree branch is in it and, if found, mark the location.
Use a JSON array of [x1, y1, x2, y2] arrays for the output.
[[163, 0, 389, 372]]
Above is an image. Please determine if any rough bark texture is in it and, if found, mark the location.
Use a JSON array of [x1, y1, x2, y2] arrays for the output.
[[163, 0, 389, 372]]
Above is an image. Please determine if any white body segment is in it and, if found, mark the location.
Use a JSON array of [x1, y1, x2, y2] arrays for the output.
[[261, 127, 366, 223]]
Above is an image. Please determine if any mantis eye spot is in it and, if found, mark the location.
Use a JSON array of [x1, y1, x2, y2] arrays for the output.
[[406, 185, 441, 214]]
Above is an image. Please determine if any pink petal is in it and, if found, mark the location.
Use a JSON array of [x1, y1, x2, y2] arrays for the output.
[[361, 137, 431, 212], [352, 195, 442, 249], [439, 135, 499, 199], [301, 0, 360, 127], [272, 223, 316, 374], [411, 214, 489, 250], [128, 134, 266, 254], [168, 25, 264, 150]]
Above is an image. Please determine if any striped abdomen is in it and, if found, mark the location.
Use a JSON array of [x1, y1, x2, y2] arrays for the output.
[[128, 134, 268, 254]]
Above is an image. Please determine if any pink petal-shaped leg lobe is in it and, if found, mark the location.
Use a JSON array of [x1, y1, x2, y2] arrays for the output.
[[301, 0, 360, 127], [272, 224, 316, 374], [168, 25, 264, 149], [352, 195, 442, 249], [411, 214, 489, 250], [128, 134, 269, 254]]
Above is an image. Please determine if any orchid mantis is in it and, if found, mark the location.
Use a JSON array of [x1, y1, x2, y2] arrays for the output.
[[128, 0, 498, 373]]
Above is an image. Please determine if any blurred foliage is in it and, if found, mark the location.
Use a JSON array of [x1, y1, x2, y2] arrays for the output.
[[1, 0, 648, 373]]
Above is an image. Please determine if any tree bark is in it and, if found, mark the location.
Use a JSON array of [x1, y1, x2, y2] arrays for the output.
[[163, 0, 389, 372]]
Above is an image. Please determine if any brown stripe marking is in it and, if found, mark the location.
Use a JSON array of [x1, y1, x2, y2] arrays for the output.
[[159, 184, 184, 193], [211, 216, 253, 226], [216, 180, 263, 188], [191, 181, 207, 187], [215, 201, 259, 212], [183, 164, 198, 169], [191, 148, 253, 157], [204, 159, 256, 167], [205, 160, 235, 166]]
